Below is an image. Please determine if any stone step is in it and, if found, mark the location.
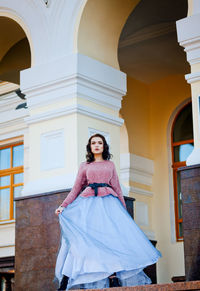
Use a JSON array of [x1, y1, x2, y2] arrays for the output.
[[75, 281, 200, 291]]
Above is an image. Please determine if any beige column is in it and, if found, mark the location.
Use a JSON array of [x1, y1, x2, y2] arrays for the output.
[[176, 1, 200, 165], [20, 53, 126, 197]]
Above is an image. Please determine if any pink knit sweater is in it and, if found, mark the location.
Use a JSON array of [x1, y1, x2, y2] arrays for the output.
[[61, 160, 126, 208]]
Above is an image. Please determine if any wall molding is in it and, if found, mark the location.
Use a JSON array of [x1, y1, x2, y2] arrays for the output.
[[25, 103, 124, 126], [0, 220, 15, 226], [0, 91, 24, 112], [21, 53, 126, 111], [0, 243, 15, 248], [120, 153, 154, 186], [128, 186, 153, 197], [22, 172, 76, 196], [119, 21, 175, 49], [40, 129, 65, 171], [0, 130, 26, 144], [0, 91, 28, 133], [0, 82, 19, 96], [185, 71, 200, 84], [177, 13, 200, 65]]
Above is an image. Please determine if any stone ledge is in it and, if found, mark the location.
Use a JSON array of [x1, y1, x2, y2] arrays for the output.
[[74, 281, 200, 291]]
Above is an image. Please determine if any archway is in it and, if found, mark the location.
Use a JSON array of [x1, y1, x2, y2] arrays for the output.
[[0, 15, 31, 290], [77, 0, 140, 69], [118, 0, 190, 284], [0, 16, 31, 86]]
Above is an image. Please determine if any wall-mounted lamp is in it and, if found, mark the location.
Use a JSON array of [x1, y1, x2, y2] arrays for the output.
[[15, 89, 27, 110], [15, 89, 26, 100]]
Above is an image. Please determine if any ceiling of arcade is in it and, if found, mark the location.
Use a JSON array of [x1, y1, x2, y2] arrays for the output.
[[0, 17, 31, 85], [118, 0, 190, 84]]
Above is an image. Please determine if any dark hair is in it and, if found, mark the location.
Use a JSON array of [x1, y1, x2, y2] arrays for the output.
[[86, 133, 112, 163]]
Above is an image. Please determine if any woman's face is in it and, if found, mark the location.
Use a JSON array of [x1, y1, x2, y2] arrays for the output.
[[90, 136, 104, 155]]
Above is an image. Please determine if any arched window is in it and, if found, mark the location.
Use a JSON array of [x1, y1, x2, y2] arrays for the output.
[[171, 102, 194, 241]]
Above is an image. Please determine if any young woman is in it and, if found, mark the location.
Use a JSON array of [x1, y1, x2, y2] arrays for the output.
[[55, 134, 161, 290]]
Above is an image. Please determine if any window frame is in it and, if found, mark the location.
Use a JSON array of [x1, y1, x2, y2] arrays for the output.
[[0, 142, 24, 222], [171, 102, 193, 241]]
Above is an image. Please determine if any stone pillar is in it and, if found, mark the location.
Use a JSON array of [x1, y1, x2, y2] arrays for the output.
[[176, 4, 200, 166], [176, 2, 200, 281], [178, 165, 200, 281], [20, 53, 126, 198], [15, 53, 127, 290]]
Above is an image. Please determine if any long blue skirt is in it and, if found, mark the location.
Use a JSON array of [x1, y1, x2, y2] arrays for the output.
[[55, 195, 161, 289]]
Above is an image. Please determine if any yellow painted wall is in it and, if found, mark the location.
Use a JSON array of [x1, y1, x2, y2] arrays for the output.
[[149, 74, 191, 282], [28, 94, 122, 182], [122, 74, 191, 283], [29, 114, 78, 181], [30, 97, 117, 118], [120, 77, 152, 159], [29, 115, 121, 180]]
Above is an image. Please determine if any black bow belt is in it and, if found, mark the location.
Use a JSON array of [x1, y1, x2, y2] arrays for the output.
[[88, 183, 112, 196]]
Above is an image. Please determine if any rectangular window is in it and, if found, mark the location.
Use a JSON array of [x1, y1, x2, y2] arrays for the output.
[[0, 142, 24, 222]]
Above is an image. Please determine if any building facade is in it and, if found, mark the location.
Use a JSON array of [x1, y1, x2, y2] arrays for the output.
[[0, 0, 200, 289]]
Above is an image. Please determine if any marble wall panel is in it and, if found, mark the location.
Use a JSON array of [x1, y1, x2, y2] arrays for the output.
[[179, 164, 200, 281]]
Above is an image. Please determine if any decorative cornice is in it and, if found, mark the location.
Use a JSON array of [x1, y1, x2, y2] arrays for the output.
[[0, 82, 19, 96], [180, 37, 200, 65], [21, 54, 126, 111], [0, 90, 19, 110], [120, 153, 154, 186], [0, 130, 26, 143], [0, 220, 15, 226], [0, 90, 28, 130], [0, 243, 15, 248], [25, 104, 124, 126], [176, 14, 200, 65], [180, 36, 200, 49], [0, 117, 27, 130], [185, 71, 200, 84], [128, 186, 153, 197], [25, 74, 123, 111], [176, 13, 200, 43], [22, 173, 76, 196], [119, 22, 175, 49]]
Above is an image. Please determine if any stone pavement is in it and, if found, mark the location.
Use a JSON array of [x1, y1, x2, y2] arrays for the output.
[[74, 281, 200, 291]]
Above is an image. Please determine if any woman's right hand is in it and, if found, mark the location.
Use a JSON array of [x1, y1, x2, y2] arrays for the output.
[[55, 205, 65, 216]]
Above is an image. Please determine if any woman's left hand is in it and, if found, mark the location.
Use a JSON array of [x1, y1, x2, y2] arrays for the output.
[[55, 206, 65, 216]]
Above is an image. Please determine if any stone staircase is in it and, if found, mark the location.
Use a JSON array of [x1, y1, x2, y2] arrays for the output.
[[76, 281, 200, 291]]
